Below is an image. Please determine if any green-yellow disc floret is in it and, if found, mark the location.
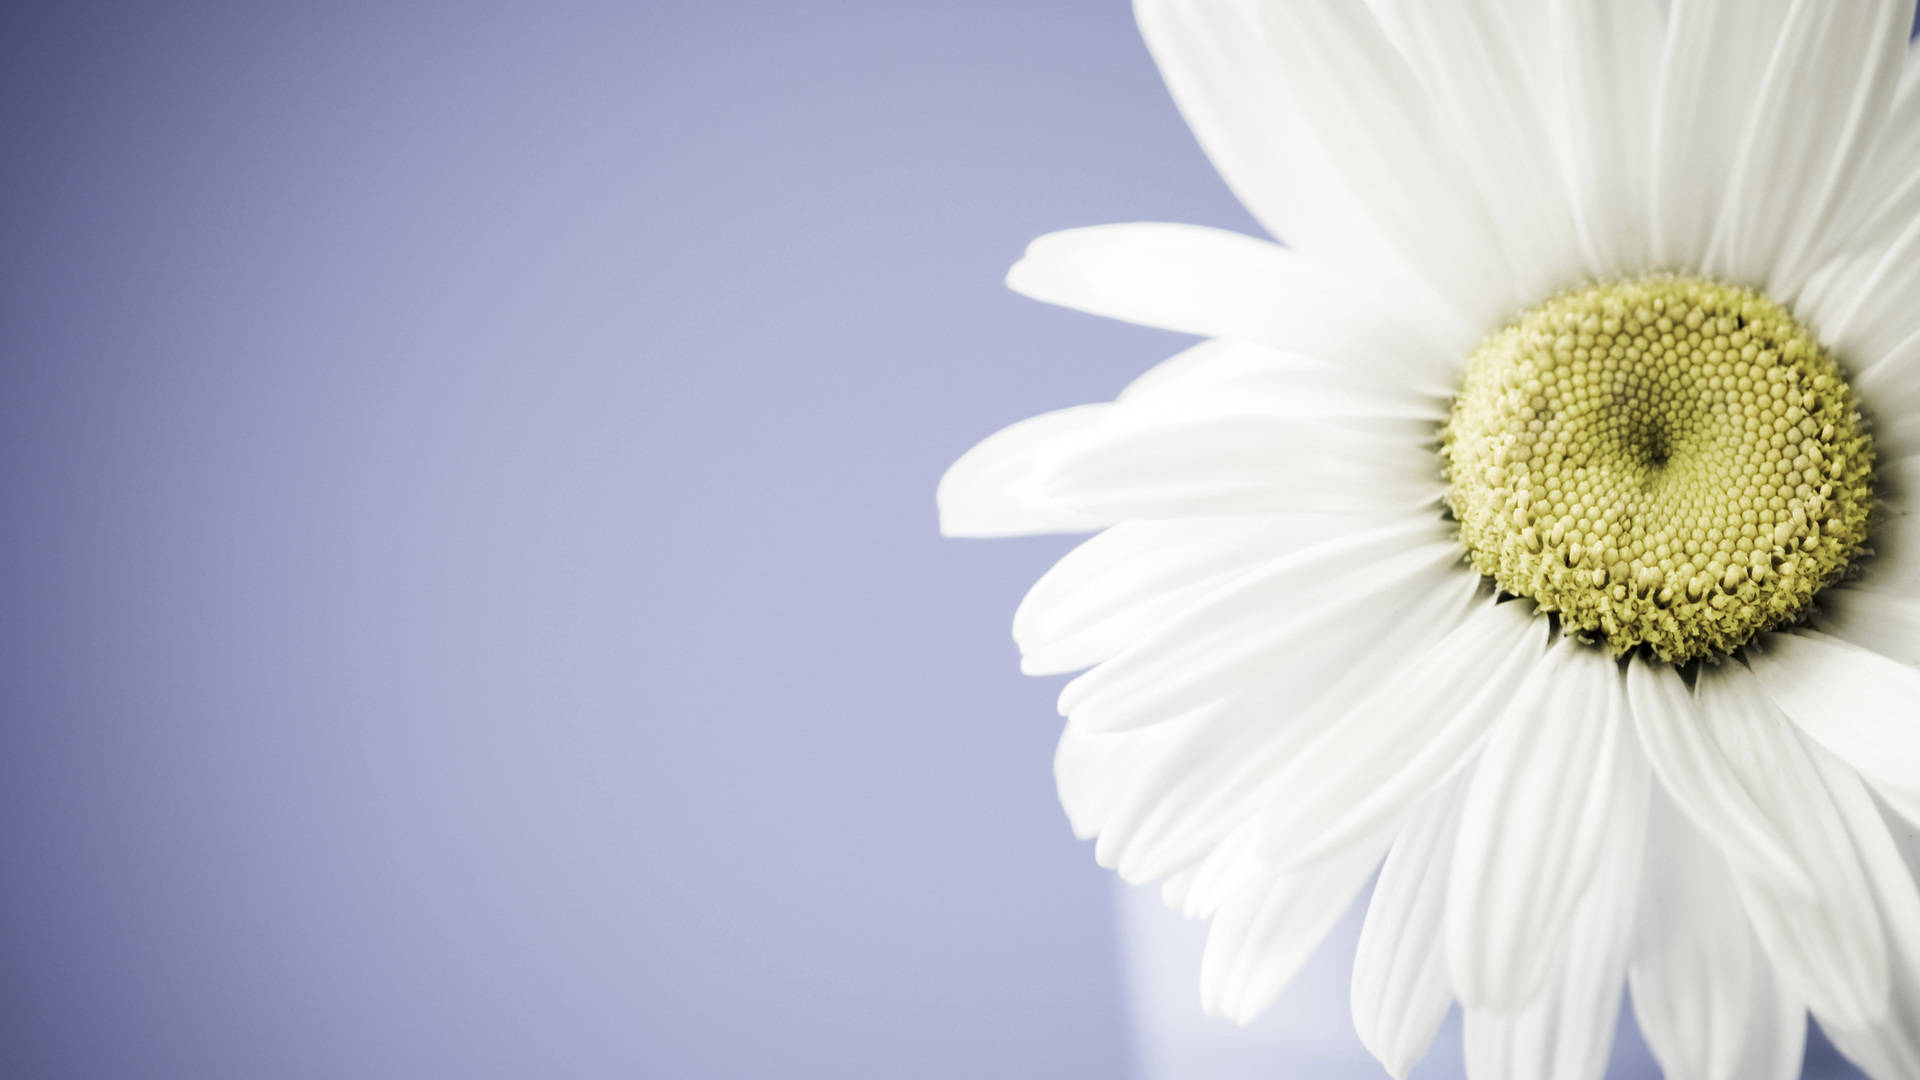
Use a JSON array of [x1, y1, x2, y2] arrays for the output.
[[1442, 275, 1876, 663]]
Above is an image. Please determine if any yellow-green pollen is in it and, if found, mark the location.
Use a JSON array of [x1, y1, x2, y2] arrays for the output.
[[1442, 275, 1876, 663]]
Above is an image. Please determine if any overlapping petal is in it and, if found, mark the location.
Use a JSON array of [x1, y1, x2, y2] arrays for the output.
[[936, 405, 1113, 537], [1543, 0, 1664, 278], [1447, 638, 1645, 1011], [1707, 0, 1912, 293], [1351, 777, 1467, 1080], [1132, 0, 1508, 337], [1252, 597, 1547, 871], [1651, 0, 1794, 273], [1035, 414, 1439, 520], [1749, 630, 1920, 829], [1374, 0, 1586, 303], [1460, 730, 1647, 1080], [1807, 747, 1920, 1077], [1693, 663, 1890, 1030], [1006, 224, 1463, 392], [1055, 519, 1451, 732], [1628, 793, 1766, 1080]]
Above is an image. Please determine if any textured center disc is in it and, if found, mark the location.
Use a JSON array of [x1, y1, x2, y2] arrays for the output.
[[1442, 276, 1876, 662]]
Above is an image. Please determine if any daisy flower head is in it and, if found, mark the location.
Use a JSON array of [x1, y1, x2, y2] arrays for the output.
[[939, 3, 1920, 1079]]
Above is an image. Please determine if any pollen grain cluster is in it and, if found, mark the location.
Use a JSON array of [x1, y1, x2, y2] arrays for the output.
[[1442, 276, 1875, 662]]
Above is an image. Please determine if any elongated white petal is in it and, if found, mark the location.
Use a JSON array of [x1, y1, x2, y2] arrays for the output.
[[1014, 518, 1325, 676], [1749, 630, 1920, 828], [1651, 0, 1792, 271], [1232, 0, 1518, 331], [1070, 559, 1483, 887], [1039, 414, 1438, 521], [1807, 748, 1920, 1078], [1127, 0, 1304, 247], [1378, 0, 1584, 303], [1448, 638, 1643, 1010], [1462, 734, 1648, 1080], [1254, 597, 1548, 870], [1090, 703, 1280, 882], [1815, 587, 1920, 666], [1116, 338, 1445, 428], [1707, 0, 1912, 293], [1544, 0, 1663, 278], [1169, 824, 1264, 921], [1057, 518, 1448, 731], [1803, 212, 1920, 371], [1820, 42, 1920, 267], [1628, 791, 1761, 1080], [1005, 224, 1458, 393], [937, 405, 1113, 537], [1201, 829, 1391, 1024], [1055, 717, 1174, 841], [1853, 327, 1920, 411], [1055, 704, 1270, 875], [1732, 958, 1808, 1080], [1352, 777, 1466, 1080], [1693, 664, 1890, 1029], [1882, 454, 1920, 518], [1863, 510, 1920, 599], [1626, 659, 1813, 892], [1130, 0, 1482, 352]]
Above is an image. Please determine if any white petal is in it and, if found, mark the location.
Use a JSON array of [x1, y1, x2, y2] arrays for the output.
[[1005, 224, 1459, 393], [1544, 0, 1664, 278], [1462, 733, 1648, 1080], [1821, 38, 1920, 262], [1749, 629, 1920, 828], [1880, 453, 1920, 517], [1731, 958, 1809, 1080], [1200, 829, 1391, 1024], [1038, 414, 1439, 521], [1054, 718, 1167, 841], [1803, 211, 1920, 370], [1651, 0, 1793, 272], [1626, 658, 1814, 892], [1168, 824, 1274, 922], [1254, 597, 1549, 871], [1014, 518, 1325, 676], [1854, 326, 1920, 409], [1863, 509, 1920, 599], [1376, 0, 1585, 303], [1089, 703, 1276, 882], [1863, 416, 1920, 485], [1127, 0, 1305, 246], [1447, 638, 1645, 1010], [1069, 557, 1484, 886], [1692, 663, 1890, 1030], [937, 405, 1112, 537], [1130, 0, 1482, 351], [1707, 0, 1913, 293], [1815, 586, 1920, 666], [1230, 0, 1519, 330], [1116, 338, 1446, 428], [1627, 791, 1761, 1080], [1807, 746, 1920, 1078], [1057, 517, 1448, 730], [1352, 777, 1467, 1080]]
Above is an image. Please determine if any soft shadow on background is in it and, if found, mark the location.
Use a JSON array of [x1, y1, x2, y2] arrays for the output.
[[0, 3, 1890, 1077]]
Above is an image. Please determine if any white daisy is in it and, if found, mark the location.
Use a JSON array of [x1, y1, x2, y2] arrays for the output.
[[939, 3, 1920, 1078]]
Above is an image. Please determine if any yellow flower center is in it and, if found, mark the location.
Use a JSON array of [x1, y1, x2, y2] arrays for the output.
[[1442, 276, 1876, 662]]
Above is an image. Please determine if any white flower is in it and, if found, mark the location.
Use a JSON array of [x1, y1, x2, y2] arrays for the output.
[[938, 3, 1920, 1079]]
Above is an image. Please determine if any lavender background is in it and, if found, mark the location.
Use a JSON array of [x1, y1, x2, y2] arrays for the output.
[[0, 2, 1895, 1077]]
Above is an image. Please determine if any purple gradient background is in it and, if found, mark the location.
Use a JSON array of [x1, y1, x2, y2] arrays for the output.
[[0, 3, 1897, 1077]]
